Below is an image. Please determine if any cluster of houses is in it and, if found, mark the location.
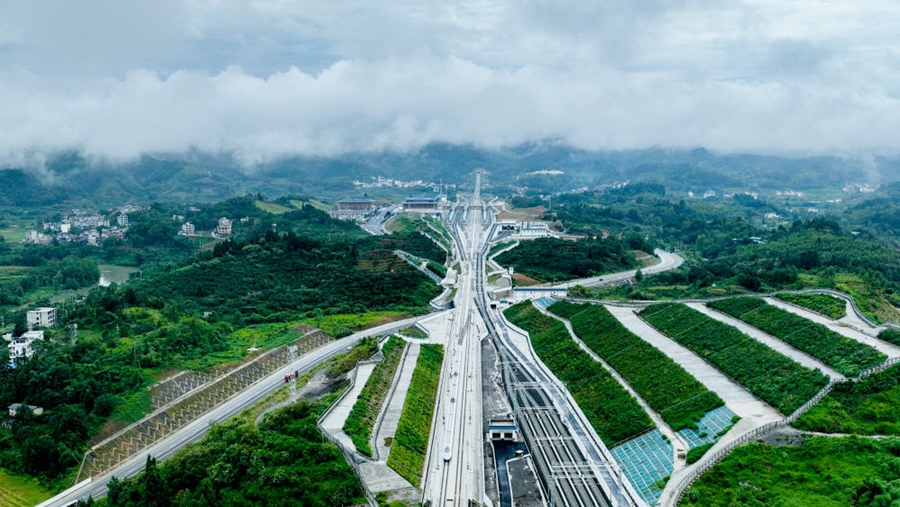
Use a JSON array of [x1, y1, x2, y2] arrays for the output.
[[24, 207, 150, 246], [351, 176, 455, 191]]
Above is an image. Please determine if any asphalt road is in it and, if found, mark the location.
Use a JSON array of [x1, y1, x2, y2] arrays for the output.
[[553, 248, 684, 289], [37, 315, 440, 507]]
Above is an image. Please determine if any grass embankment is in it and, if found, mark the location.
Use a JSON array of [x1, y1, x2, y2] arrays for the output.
[[426, 260, 447, 278], [488, 241, 514, 258], [399, 326, 427, 338], [709, 297, 885, 377], [878, 328, 900, 347], [775, 293, 847, 319], [387, 344, 444, 486], [681, 436, 900, 506], [343, 337, 407, 456], [639, 303, 829, 414], [505, 302, 652, 444], [385, 213, 422, 235], [550, 301, 723, 431], [830, 272, 900, 323], [795, 363, 900, 436], [254, 200, 293, 214]]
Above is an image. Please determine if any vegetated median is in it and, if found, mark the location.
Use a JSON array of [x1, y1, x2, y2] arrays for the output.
[[386, 343, 444, 486], [708, 297, 885, 377], [504, 301, 653, 444], [549, 301, 723, 431], [794, 363, 900, 436], [638, 303, 829, 415], [775, 292, 847, 319], [342, 336, 407, 456]]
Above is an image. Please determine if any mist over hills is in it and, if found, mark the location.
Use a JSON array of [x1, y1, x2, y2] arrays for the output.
[[1, 144, 896, 207]]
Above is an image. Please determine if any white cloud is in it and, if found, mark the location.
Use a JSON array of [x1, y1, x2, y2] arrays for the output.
[[0, 1, 898, 163]]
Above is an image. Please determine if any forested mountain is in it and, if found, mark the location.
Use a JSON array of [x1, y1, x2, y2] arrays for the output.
[[1, 145, 895, 207], [0, 200, 444, 488]]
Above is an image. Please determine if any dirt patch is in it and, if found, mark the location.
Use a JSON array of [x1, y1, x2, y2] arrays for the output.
[[297, 369, 349, 401], [90, 419, 131, 445], [497, 206, 546, 222], [759, 427, 806, 447], [512, 273, 543, 286]]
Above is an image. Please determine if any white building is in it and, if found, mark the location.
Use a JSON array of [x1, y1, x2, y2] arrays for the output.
[[214, 217, 232, 237], [7, 330, 43, 364], [27, 308, 57, 329], [180, 222, 196, 236], [117, 214, 129, 226]]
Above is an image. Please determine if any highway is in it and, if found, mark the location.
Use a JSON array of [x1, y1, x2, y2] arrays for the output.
[[422, 170, 486, 506], [552, 248, 684, 289], [37, 315, 440, 507]]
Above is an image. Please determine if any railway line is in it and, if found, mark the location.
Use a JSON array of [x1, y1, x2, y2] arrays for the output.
[[426, 169, 630, 506]]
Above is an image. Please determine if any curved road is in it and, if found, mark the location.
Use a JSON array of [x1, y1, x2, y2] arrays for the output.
[[553, 248, 684, 289], [37, 315, 443, 507]]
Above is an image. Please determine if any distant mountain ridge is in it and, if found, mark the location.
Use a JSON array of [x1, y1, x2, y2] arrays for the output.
[[1, 144, 897, 207]]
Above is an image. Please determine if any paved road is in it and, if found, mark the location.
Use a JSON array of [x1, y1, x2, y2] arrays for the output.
[[37, 315, 441, 507], [553, 249, 684, 289], [363, 205, 399, 235]]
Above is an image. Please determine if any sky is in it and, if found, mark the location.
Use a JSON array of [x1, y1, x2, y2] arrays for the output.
[[1, 0, 899, 164]]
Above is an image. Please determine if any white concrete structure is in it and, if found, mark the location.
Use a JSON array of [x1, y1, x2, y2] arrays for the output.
[[9, 403, 43, 417], [214, 217, 232, 236], [7, 331, 42, 364], [27, 307, 57, 329]]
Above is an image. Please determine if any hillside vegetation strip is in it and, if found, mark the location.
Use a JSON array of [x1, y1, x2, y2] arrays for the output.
[[794, 363, 900, 436], [386, 344, 444, 486], [708, 297, 885, 377], [504, 302, 653, 444], [494, 236, 641, 283], [878, 328, 900, 347], [93, 396, 367, 506], [638, 303, 829, 415], [342, 336, 407, 457], [549, 301, 724, 431], [680, 436, 900, 507], [775, 292, 847, 319]]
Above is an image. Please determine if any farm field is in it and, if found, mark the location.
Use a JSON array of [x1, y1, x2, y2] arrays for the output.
[[638, 303, 829, 414], [0, 469, 53, 507], [549, 301, 723, 431], [708, 297, 885, 377], [386, 343, 443, 486], [505, 302, 653, 444]]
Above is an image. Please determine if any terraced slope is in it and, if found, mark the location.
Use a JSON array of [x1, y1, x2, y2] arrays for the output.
[[639, 303, 829, 414], [709, 297, 885, 377], [550, 301, 723, 431], [505, 302, 653, 444]]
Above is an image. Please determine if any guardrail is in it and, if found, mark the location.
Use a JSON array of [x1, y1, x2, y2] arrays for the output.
[[668, 356, 900, 505], [316, 360, 379, 506], [566, 288, 894, 331]]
